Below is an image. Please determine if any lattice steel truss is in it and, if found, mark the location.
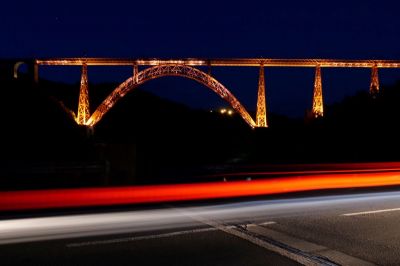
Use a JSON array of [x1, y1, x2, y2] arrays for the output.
[[76, 64, 90, 125], [256, 65, 268, 127], [370, 65, 380, 95], [36, 58, 397, 128], [312, 66, 324, 118], [86, 64, 256, 128]]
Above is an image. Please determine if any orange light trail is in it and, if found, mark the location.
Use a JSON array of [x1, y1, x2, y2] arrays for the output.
[[1, 172, 400, 211]]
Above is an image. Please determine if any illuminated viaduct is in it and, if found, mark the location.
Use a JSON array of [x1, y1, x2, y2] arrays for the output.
[[19, 58, 399, 128]]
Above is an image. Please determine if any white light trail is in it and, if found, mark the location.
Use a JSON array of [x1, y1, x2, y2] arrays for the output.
[[2, 191, 400, 245]]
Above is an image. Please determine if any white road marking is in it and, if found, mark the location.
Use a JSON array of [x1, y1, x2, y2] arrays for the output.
[[342, 207, 400, 216], [245, 223, 258, 227], [67, 227, 218, 247], [178, 207, 374, 266], [260, 221, 276, 226], [178, 210, 332, 266]]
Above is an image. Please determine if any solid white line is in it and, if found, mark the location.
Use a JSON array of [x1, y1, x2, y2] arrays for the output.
[[342, 207, 400, 216], [67, 227, 217, 248]]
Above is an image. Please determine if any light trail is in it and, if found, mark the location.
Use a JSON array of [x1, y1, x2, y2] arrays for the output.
[[1, 170, 400, 211], [2, 190, 400, 245], [206, 168, 400, 178], [206, 162, 400, 177]]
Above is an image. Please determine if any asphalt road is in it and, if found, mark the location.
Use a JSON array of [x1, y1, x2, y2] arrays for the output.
[[3, 190, 400, 265]]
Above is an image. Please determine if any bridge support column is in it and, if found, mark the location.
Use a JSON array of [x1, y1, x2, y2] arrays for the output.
[[311, 65, 324, 118], [13, 62, 23, 79], [256, 65, 268, 127], [76, 63, 90, 125], [370, 65, 379, 96], [133, 64, 139, 83], [33, 62, 39, 83]]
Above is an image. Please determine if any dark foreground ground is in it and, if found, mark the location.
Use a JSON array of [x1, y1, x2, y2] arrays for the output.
[[3, 77, 400, 190], [1, 229, 298, 266]]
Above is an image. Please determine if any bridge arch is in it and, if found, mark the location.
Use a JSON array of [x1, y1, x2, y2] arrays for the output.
[[86, 64, 256, 127]]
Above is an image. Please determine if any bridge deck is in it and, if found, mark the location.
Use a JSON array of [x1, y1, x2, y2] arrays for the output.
[[36, 58, 400, 68]]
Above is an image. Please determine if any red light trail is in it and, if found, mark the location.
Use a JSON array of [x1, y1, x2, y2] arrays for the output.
[[1, 171, 400, 211]]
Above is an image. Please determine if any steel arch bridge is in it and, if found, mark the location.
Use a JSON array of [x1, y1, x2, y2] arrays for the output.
[[86, 64, 257, 127], [25, 57, 397, 129]]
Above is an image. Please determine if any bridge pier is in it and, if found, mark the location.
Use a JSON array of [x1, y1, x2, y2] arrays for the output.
[[133, 64, 139, 83], [77, 125, 95, 138], [256, 64, 268, 127], [370, 65, 379, 96], [33, 62, 39, 83], [13, 62, 24, 79], [7, 60, 38, 82], [76, 63, 90, 125], [311, 65, 324, 118]]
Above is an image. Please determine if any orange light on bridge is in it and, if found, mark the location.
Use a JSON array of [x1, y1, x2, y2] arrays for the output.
[[87, 65, 257, 128], [35, 58, 394, 129]]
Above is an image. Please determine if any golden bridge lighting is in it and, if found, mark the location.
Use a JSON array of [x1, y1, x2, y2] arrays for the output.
[[311, 66, 324, 118], [76, 64, 90, 125], [370, 65, 380, 95], [256, 65, 268, 127], [33, 57, 393, 129], [36, 58, 400, 68], [86, 65, 257, 128]]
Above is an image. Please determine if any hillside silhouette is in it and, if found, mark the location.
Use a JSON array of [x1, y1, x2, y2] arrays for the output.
[[1, 75, 400, 189]]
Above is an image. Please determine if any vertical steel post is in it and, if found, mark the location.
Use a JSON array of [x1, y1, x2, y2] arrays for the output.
[[370, 65, 379, 95], [256, 64, 268, 127], [312, 65, 324, 118], [76, 63, 90, 125], [133, 64, 139, 83], [33, 62, 39, 83]]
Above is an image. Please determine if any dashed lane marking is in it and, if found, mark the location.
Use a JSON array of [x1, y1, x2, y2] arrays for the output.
[[260, 221, 276, 226], [342, 207, 400, 216], [67, 227, 219, 247]]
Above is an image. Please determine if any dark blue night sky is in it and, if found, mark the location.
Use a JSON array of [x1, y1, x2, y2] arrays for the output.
[[2, 0, 400, 117]]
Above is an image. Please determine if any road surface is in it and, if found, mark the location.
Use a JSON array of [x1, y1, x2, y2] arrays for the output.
[[3, 189, 400, 265]]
